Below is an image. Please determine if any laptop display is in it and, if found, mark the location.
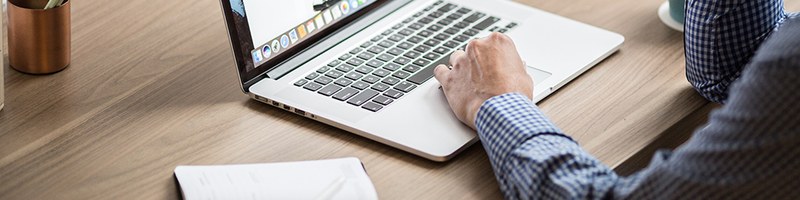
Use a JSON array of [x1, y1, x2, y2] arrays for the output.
[[222, 0, 383, 86]]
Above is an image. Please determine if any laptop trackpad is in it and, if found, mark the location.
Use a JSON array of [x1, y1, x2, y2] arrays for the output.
[[526, 65, 552, 85]]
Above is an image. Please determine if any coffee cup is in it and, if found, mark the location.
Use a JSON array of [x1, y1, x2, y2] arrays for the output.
[[669, 0, 685, 24]]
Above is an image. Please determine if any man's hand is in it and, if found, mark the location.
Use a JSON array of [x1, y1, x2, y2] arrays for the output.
[[434, 33, 534, 129]]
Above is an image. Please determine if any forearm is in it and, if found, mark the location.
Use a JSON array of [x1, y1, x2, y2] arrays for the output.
[[475, 93, 619, 199]]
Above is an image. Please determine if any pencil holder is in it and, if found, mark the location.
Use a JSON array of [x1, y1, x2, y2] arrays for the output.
[[7, 0, 70, 74]]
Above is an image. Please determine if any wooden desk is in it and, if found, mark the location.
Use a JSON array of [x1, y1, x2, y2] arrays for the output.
[[2, 0, 797, 199]]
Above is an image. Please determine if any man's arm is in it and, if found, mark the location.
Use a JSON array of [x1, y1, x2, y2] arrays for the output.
[[685, 0, 788, 103]]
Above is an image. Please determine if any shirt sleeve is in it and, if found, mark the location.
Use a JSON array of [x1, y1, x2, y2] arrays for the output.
[[475, 17, 800, 200], [684, 0, 789, 103]]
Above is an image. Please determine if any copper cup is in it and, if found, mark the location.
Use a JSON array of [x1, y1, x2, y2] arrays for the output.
[[7, 0, 71, 74]]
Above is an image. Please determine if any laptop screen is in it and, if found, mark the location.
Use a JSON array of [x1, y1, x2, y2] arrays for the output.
[[223, 0, 383, 86]]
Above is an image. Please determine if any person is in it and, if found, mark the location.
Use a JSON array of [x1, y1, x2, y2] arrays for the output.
[[433, 0, 799, 199]]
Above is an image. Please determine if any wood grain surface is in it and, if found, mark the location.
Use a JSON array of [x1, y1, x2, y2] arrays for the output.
[[1, 0, 797, 199]]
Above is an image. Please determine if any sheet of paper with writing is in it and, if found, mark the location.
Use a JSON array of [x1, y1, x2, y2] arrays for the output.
[[174, 157, 378, 200]]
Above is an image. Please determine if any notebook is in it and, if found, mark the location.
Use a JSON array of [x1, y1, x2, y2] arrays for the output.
[[174, 157, 378, 200]]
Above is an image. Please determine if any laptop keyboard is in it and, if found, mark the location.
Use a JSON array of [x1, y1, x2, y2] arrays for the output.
[[294, 0, 518, 112]]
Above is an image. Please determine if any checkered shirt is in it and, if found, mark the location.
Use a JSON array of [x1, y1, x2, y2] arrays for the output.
[[475, 1, 800, 199]]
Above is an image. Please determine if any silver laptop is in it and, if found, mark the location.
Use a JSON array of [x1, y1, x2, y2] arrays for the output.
[[219, 0, 623, 161]]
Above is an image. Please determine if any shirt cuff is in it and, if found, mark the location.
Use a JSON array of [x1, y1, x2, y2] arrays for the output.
[[475, 93, 576, 163]]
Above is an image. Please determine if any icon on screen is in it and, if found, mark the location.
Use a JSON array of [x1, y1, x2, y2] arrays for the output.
[[340, 1, 351, 14], [297, 25, 307, 38], [306, 20, 317, 33], [323, 9, 333, 24], [280, 35, 290, 48], [252, 50, 263, 64], [262, 45, 272, 58], [331, 6, 342, 19], [358, 0, 366, 5], [315, 14, 325, 28], [350, 0, 359, 8], [271, 40, 281, 53], [289, 29, 299, 44]]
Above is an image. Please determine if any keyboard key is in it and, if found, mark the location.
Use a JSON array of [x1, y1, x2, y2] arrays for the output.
[[360, 41, 373, 48], [294, 79, 308, 86], [345, 72, 363, 80], [404, 51, 422, 59], [352, 81, 370, 90], [498, 28, 508, 33], [443, 41, 459, 48], [382, 77, 401, 85], [438, 3, 458, 12], [464, 12, 486, 23], [454, 22, 469, 29], [418, 30, 434, 38], [356, 66, 373, 74], [419, 17, 434, 24], [362, 102, 384, 112], [473, 16, 500, 30], [389, 34, 405, 42], [394, 57, 411, 65], [339, 54, 352, 61], [424, 39, 441, 47], [428, 11, 444, 19], [506, 22, 518, 29], [371, 35, 384, 42], [399, 29, 414, 36], [444, 27, 460, 34], [334, 78, 353, 87], [315, 76, 334, 85], [457, 8, 472, 14], [463, 29, 479, 36], [336, 64, 354, 72], [306, 73, 320, 80], [332, 87, 360, 101], [394, 81, 417, 92], [447, 13, 463, 20], [428, 24, 444, 32], [363, 75, 381, 84], [303, 82, 323, 91], [392, 71, 411, 79], [414, 45, 432, 53], [413, 11, 424, 17], [373, 69, 391, 77], [378, 41, 395, 48], [347, 58, 365, 66], [350, 48, 363, 54], [383, 63, 402, 71], [384, 89, 405, 99], [453, 35, 470, 42], [407, 36, 424, 44], [392, 23, 404, 29], [377, 54, 394, 62], [358, 52, 375, 60], [403, 17, 415, 24], [318, 84, 343, 96], [434, 33, 451, 41], [317, 67, 331, 73], [372, 95, 394, 105], [412, 59, 431, 67], [388, 48, 404, 56], [409, 23, 424, 30], [403, 65, 421, 73], [407, 53, 450, 85], [368, 46, 385, 54], [326, 71, 344, 79], [398, 42, 413, 50], [434, 47, 450, 54], [328, 60, 341, 67], [347, 89, 380, 106], [366, 60, 384, 68], [382, 30, 394, 36], [438, 19, 454, 26], [423, 53, 442, 61], [371, 83, 390, 92]]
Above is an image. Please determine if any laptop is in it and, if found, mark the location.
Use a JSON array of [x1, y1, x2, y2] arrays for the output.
[[219, 0, 624, 161]]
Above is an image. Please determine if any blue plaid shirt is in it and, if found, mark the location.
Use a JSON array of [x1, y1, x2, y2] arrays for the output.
[[476, 1, 800, 199]]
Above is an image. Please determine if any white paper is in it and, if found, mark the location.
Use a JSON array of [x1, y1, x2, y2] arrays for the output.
[[174, 157, 378, 200]]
